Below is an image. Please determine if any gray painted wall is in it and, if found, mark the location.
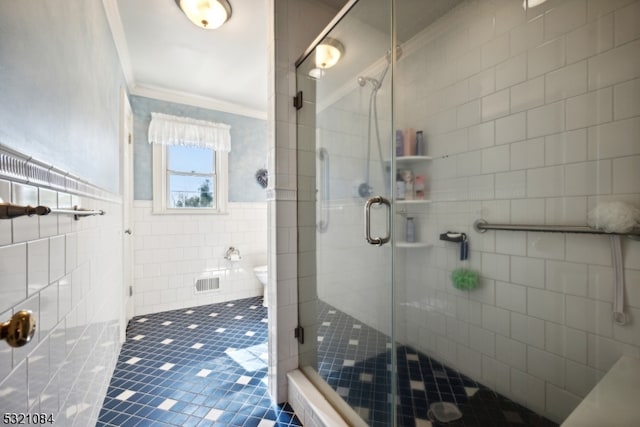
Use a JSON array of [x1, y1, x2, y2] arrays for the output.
[[0, 0, 124, 193], [131, 95, 268, 203]]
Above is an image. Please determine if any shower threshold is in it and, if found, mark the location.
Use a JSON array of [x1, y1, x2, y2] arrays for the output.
[[316, 301, 558, 427]]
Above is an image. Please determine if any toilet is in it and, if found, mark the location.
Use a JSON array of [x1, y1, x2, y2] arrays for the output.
[[253, 265, 268, 307]]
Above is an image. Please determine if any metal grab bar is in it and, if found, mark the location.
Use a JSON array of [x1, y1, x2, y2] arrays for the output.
[[474, 218, 640, 238], [318, 148, 329, 233], [0, 203, 105, 221]]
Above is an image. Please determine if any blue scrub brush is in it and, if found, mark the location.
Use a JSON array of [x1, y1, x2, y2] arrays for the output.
[[451, 268, 478, 290]]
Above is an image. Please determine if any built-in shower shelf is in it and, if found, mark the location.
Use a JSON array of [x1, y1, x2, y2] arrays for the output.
[[395, 241, 433, 248], [396, 199, 432, 205], [385, 155, 433, 164]]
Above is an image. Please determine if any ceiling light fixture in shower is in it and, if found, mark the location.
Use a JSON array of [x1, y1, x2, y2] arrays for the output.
[[522, 0, 548, 9], [175, 0, 232, 30], [315, 38, 344, 69]]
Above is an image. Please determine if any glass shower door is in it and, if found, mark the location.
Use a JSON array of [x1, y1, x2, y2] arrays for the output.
[[295, 1, 395, 425]]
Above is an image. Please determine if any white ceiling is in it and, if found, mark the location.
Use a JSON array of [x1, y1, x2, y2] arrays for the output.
[[107, 0, 269, 118]]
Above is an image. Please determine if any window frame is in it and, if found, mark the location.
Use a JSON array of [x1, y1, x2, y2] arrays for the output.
[[152, 143, 228, 215]]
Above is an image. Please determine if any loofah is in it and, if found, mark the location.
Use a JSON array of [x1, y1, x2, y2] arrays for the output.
[[587, 201, 640, 233], [451, 268, 478, 290]]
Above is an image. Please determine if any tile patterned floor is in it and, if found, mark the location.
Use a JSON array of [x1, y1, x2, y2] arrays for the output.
[[97, 297, 302, 427], [317, 301, 558, 427]]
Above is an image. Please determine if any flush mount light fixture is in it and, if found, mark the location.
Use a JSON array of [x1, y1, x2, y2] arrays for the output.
[[175, 0, 232, 30], [315, 38, 344, 69], [522, 0, 548, 9]]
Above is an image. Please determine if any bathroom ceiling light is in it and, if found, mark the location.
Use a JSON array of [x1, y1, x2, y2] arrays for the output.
[[522, 0, 548, 9], [315, 38, 344, 69], [175, 0, 232, 30]]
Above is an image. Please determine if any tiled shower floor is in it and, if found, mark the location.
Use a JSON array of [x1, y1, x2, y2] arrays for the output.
[[97, 297, 302, 427], [317, 301, 558, 427]]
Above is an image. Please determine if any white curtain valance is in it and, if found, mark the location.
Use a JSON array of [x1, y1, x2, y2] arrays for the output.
[[148, 112, 231, 152]]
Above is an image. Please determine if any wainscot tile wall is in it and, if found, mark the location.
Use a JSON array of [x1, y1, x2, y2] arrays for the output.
[[0, 158, 123, 426], [131, 201, 267, 316]]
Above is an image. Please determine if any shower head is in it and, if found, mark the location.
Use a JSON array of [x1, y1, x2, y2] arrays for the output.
[[357, 76, 380, 88]]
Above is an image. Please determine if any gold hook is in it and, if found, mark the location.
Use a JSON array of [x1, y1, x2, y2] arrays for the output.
[[0, 310, 36, 348]]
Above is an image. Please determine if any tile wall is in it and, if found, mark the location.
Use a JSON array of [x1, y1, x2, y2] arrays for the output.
[[131, 201, 267, 315], [393, 0, 640, 423], [0, 157, 123, 426]]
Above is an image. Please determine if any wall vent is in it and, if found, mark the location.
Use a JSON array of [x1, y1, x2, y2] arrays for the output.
[[194, 276, 220, 294]]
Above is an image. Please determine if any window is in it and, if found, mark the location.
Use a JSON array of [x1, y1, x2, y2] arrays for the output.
[[149, 113, 230, 214]]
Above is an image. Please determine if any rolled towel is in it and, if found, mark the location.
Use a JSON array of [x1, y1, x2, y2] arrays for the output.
[[587, 201, 640, 233]]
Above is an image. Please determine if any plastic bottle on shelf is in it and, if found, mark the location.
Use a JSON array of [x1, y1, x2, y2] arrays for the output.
[[396, 172, 406, 200], [416, 131, 425, 156], [395, 130, 404, 156], [406, 217, 416, 243]]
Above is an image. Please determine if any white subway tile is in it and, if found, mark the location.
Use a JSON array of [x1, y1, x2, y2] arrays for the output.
[[510, 138, 545, 170], [38, 189, 58, 238], [527, 232, 566, 260], [456, 48, 483, 82], [545, 61, 588, 103], [468, 68, 496, 100], [457, 100, 481, 128], [27, 239, 49, 296], [482, 33, 510, 69], [567, 13, 614, 65], [470, 277, 496, 306], [510, 368, 546, 413], [469, 13, 496, 49], [482, 304, 511, 337], [623, 268, 640, 309], [587, 117, 640, 160], [527, 166, 565, 197], [587, 333, 640, 371], [39, 283, 58, 339], [496, 281, 527, 313], [49, 236, 65, 283], [481, 356, 511, 394], [495, 171, 526, 199], [496, 334, 527, 370], [588, 39, 640, 90], [527, 101, 565, 138], [614, 78, 640, 120], [565, 234, 612, 265], [587, 0, 637, 21], [544, 0, 587, 41], [0, 361, 28, 413], [496, 231, 527, 256], [613, 156, 640, 194], [511, 77, 545, 113], [565, 360, 600, 397], [12, 183, 39, 243], [468, 121, 495, 150], [482, 145, 511, 173], [528, 37, 566, 78], [545, 383, 582, 423], [481, 253, 511, 282], [510, 15, 544, 56], [614, 0, 640, 45], [528, 288, 565, 323], [468, 174, 495, 200], [496, 54, 527, 90], [566, 87, 613, 130], [566, 294, 613, 336], [545, 196, 588, 226], [511, 311, 546, 348], [564, 160, 612, 196], [545, 322, 588, 363], [496, 113, 526, 145], [528, 346, 565, 387], [28, 337, 50, 401], [544, 129, 588, 166], [482, 89, 510, 121], [545, 260, 588, 296], [613, 306, 640, 345], [511, 255, 545, 288], [457, 345, 483, 380], [468, 324, 495, 356], [0, 243, 27, 313], [587, 264, 614, 303], [496, 0, 527, 35]]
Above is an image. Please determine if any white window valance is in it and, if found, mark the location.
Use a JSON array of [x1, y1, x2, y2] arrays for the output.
[[148, 112, 231, 152]]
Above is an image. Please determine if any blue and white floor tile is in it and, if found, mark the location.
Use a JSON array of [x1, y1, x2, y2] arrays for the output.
[[97, 297, 302, 427]]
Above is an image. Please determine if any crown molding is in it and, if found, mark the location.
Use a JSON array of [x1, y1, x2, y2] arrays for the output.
[[130, 84, 268, 120]]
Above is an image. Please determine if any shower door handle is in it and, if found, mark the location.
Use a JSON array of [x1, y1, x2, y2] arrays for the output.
[[364, 196, 391, 246]]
